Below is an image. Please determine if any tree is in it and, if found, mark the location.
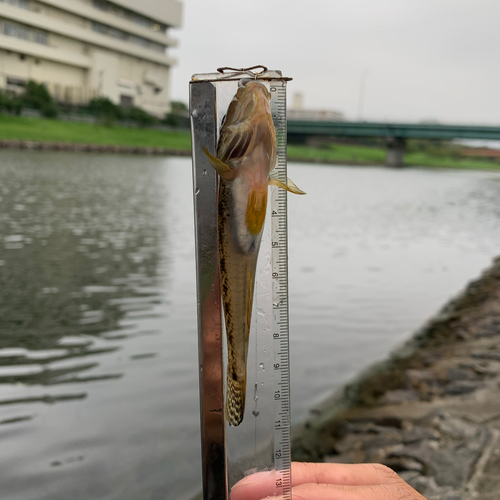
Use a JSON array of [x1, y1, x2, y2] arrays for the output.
[[87, 97, 124, 122], [23, 80, 58, 118], [162, 100, 189, 127]]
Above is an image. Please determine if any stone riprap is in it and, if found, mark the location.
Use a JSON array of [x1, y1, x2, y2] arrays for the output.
[[292, 257, 500, 500]]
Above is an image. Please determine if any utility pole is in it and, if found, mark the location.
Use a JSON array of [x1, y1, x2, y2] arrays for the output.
[[357, 70, 369, 121]]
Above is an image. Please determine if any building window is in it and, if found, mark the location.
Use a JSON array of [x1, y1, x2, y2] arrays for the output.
[[33, 30, 48, 45], [92, 21, 108, 35], [120, 94, 133, 110], [2, 21, 48, 45], [3, 22, 30, 40], [92, 0, 167, 33], [92, 21, 165, 53], [0, 0, 30, 10], [7, 76, 26, 87], [108, 27, 127, 40], [129, 35, 164, 53], [92, 21, 128, 39]]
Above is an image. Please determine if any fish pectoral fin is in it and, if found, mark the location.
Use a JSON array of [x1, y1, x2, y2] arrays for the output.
[[202, 146, 234, 180], [269, 176, 306, 195], [218, 122, 253, 163]]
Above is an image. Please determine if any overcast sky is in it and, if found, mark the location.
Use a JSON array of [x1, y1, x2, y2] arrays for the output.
[[168, 0, 500, 125]]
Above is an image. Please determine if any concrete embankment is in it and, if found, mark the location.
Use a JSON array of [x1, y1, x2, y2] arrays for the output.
[[292, 257, 500, 500], [0, 139, 191, 156]]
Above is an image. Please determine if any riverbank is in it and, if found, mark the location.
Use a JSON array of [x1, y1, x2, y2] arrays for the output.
[[0, 114, 191, 150], [292, 256, 500, 500], [288, 144, 500, 171], [0, 138, 191, 156], [2, 114, 500, 171]]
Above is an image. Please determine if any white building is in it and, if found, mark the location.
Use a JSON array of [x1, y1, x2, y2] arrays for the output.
[[0, 0, 182, 116], [288, 92, 344, 122]]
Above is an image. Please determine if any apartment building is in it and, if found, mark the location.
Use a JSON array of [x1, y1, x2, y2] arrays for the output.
[[0, 0, 182, 116], [288, 92, 344, 122]]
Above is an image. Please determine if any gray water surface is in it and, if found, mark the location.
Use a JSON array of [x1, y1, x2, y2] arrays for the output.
[[1, 151, 499, 500]]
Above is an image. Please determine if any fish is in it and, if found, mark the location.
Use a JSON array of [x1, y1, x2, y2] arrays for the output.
[[203, 79, 305, 426]]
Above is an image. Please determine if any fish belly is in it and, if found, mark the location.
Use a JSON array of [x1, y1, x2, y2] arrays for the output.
[[219, 183, 262, 426]]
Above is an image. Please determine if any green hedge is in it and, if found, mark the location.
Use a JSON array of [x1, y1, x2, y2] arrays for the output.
[[1, 81, 176, 126], [0, 81, 58, 118]]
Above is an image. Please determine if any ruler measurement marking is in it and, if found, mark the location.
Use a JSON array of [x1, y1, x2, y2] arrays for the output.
[[271, 82, 291, 500]]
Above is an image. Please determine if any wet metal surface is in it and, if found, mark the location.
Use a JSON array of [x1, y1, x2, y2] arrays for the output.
[[190, 80, 227, 499]]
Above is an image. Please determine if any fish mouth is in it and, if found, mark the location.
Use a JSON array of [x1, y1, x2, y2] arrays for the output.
[[229, 82, 272, 133], [237, 80, 272, 102]]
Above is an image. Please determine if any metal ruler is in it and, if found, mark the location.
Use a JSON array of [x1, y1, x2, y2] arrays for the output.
[[190, 68, 292, 500], [269, 82, 292, 499]]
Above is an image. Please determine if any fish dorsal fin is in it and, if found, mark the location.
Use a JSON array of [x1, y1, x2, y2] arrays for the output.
[[269, 175, 306, 195], [202, 146, 234, 181]]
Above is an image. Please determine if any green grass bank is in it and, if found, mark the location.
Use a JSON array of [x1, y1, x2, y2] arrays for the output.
[[0, 114, 191, 150], [1, 114, 500, 171], [288, 144, 500, 171]]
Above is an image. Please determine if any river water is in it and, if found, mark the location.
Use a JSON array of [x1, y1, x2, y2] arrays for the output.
[[1, 150, 499, 500]]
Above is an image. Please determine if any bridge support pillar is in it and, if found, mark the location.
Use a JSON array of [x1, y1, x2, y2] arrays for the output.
[[386, 137, 406, 168]]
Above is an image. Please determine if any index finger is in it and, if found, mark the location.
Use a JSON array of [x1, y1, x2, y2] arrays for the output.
[[230, 462, 401, 500], [292, 462, 400, 486]]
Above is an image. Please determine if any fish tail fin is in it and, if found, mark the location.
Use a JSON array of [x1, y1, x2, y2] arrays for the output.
[[225, 373, 246, 427]]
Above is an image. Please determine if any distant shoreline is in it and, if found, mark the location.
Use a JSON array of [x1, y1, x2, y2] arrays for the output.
[[0, 138, 368, 164], [3, 139, 500, 172], [0, 138, 191, 156], [2, 113, 500, 171]]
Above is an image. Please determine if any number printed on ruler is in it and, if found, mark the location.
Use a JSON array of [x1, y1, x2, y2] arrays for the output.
[[270, 81, 291, 500]]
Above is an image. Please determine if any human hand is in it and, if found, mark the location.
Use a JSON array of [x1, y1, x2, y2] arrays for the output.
[[231, 461, 426, 500]]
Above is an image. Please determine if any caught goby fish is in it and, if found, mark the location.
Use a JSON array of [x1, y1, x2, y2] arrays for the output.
[[203, 80, 305, 426]]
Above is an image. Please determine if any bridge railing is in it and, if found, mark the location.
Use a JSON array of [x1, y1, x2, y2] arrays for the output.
[[287, 120, 500, 141]]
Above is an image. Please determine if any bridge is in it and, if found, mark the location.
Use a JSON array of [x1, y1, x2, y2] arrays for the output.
[[287, 121, 500, 167]]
